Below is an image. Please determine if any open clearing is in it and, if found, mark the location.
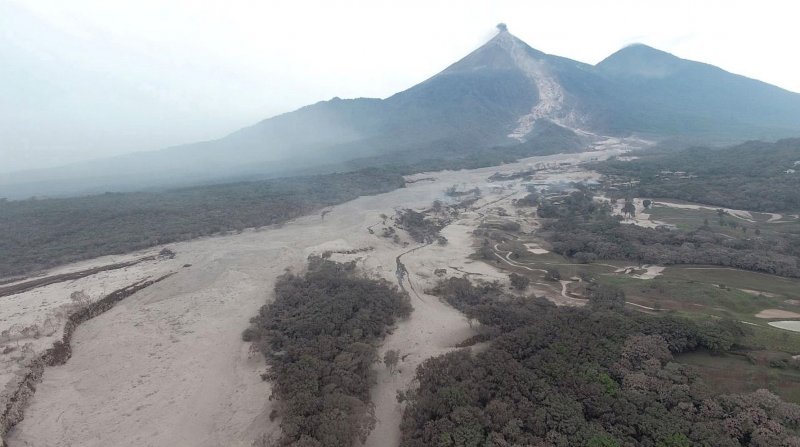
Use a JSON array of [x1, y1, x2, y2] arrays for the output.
[[679, 350, 800, 403], [756, 309, 800, 319], [770, 321, 800, 333]]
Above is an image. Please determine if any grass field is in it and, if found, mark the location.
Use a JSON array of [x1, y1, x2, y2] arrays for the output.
[[596, 266, 800, 352], [678, 350, 800, 403], [478, 195, 800, 403], [490, 238, 800, 352], [663, 266, 800, 298], [597, 268, 800, 320], [646, 201, 800, 238]]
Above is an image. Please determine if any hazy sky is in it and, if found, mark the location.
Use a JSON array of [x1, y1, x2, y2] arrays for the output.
[[2, 0, 799, 173]]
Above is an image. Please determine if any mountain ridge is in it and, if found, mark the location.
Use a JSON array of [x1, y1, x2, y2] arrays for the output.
[[3, 27, 800, 199]]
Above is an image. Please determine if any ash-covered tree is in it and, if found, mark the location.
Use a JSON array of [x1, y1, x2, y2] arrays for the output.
[[622, 199, 636, 218], [508, 273, 530, 290]]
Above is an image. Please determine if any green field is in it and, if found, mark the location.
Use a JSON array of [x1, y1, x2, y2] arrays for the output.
[[596, 266, 800, 352], [597, 267, 800, 320], [678, 350, 800, 403], [489, 236, 800, 352], [646, 201, 800, 238], [663, 266, 800, 298]]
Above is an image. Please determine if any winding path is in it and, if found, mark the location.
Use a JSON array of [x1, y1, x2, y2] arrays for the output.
[[395, 243, 431, 301]]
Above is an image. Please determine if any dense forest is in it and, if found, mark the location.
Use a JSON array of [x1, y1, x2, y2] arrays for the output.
[[0, 168, 404, 278], [538, 189, 800, 278], [400, 277, 800, 446], [597, 138, 800, 212], [243, 258, 411, 447]]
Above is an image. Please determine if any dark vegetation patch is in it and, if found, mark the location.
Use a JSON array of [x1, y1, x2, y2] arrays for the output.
[[597, 138, 800, 212], [430, 277, 555, 336], [538, 189, 800, 278], [0, 168, 404, 279], [400, 278, 800, 446], [394, 198, 468, 245], [395, 208, 449, 245], [244, 258, 411, 447], [512, 191, 540, 208], [444, 186, 481, 198]]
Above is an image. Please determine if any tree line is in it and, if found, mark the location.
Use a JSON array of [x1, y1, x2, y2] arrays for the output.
[[596, 138, 800, 213], [0, 168, 404, 278]]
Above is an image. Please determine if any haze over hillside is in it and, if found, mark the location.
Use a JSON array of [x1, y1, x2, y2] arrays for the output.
[[3, 26, 800, 199]]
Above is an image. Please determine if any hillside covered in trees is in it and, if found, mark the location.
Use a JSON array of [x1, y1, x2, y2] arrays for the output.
[[400, 278, 800, 446], [598, 138, 800, 212]]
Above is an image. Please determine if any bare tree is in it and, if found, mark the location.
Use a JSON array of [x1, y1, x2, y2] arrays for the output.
[[509, 273, 530, 290]]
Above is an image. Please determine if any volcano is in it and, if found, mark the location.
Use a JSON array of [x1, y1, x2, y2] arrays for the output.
[[4, 25, 800, 198]]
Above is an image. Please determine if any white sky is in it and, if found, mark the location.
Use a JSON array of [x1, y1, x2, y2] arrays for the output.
[[2, 0, 799, 173]]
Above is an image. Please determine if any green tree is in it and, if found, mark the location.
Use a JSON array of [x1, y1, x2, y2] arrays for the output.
[[588, 434, 621, 447], [597, 372, 619, 396], [656, 433, 691, 447]]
